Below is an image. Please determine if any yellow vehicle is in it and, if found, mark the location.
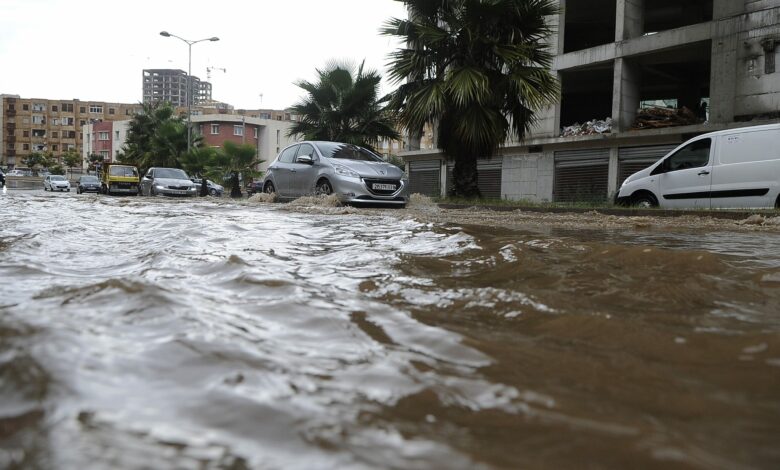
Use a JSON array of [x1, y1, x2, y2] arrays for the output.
[[101, 164, 140, 195]]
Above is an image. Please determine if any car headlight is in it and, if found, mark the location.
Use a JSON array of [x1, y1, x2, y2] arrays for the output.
[[154, 184, 165, 190], [333, 163, 359, 178]]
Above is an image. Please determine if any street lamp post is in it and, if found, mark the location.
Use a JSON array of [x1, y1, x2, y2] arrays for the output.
[[159, 31, 219, 152]]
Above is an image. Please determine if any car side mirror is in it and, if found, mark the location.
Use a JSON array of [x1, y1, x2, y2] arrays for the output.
[[296, 155, 313, 165]]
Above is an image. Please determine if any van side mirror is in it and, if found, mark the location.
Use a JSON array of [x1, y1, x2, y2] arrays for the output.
[[650, 161, 666, 176]]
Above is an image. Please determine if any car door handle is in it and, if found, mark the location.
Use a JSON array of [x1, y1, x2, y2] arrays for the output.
[[698, 170, 710, 176]]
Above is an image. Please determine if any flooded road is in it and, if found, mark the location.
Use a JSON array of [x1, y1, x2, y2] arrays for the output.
[[1, 190, 779, 469]]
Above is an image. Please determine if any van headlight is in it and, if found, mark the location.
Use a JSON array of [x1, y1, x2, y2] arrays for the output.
[[333, 164, 359, 178]]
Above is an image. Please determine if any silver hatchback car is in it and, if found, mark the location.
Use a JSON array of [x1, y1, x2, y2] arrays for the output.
[[262, 141, 408, 206]]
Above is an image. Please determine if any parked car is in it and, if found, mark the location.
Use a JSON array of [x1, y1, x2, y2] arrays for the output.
[[245, 181, 264, 195], [190, 178, 224, 196], [616, 123, 780, 209], [262, 141, 408, 206], [77, 175, 101, 194], [140, 167, 198, 197], [43, 175, 70, 192], [7, 169, 32, 177]]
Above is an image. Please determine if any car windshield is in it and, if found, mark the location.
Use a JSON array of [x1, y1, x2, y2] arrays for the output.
[[81, 176, 98, 183], [109, 166, 139, 177], [155, 168, 189, 179], [51, 176, 66, 181], [315, 142, 383, 162]]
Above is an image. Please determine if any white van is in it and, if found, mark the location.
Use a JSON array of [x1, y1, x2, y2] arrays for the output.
[[616, 123, 780, 209]]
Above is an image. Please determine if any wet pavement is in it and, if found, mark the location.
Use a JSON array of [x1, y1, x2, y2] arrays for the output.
[[1, 189, 779, 469]]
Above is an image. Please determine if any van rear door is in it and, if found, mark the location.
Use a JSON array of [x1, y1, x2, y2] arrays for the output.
[[710, 128, 780, 209], [658, 138, 713, 209]]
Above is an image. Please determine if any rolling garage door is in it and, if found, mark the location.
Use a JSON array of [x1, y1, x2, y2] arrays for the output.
[[408, 160, 441, 197], [617, 144, 678, 187], [553, 149, 609, 203], [446, 159, 503, 198]]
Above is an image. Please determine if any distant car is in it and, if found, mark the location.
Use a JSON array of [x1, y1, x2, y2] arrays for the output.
[[77, 175, 101, 194], [140, 167, 198, 197], [7, 169, 31, 177], [191, 178, 224, 196], [262, 141, 408, 206], [245, 181, 264, 195], [43, 175, 70, 192]]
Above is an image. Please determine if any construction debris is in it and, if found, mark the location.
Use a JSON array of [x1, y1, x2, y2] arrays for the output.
[[560, 117, 613, 137], [631, 106, 702, 130]]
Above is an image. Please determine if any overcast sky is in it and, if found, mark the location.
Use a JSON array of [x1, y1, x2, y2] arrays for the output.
[[0, 0, 408, 110]]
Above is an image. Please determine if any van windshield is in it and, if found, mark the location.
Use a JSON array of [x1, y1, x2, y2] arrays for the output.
[[109, 166, 139, 177]]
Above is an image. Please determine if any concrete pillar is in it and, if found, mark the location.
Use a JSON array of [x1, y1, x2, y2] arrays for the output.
[[612, 58, 641, 132], [608, 146, 619, 198], [713, 0, 744, 19], [616, 0, 644, 41], [709, 35, 738, 123], [557, 0, 567, 55]]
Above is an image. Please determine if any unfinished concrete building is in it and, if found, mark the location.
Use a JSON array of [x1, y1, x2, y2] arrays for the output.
[[402, 0, 780, 202], [142, 69, 212, 107]]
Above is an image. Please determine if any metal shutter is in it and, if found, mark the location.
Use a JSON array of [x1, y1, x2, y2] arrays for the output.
[[445, 159, 502, 198], [617, 144, 678, 186], [554, 149, 609, 203], [408, 160, 441, 197]]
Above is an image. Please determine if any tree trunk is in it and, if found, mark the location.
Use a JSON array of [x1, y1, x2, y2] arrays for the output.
[[230, 173, 242, 198], [200, 176, 208, 197], [452, 154, 480, 198]]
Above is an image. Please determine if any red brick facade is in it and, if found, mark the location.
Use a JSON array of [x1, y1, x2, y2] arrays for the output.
[[198, 121, 260, 150]]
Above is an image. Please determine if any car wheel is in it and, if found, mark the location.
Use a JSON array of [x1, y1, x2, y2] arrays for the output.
[[264, 181, 275, 194], [632, 192, 658, 208], [315, 179, 333, 196], [44, 185, 47, 191], [150, 186, 156, 196], [209, 188, 217, 196]]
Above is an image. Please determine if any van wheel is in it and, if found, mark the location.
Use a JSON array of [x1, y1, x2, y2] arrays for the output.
[[632, 192, 658, 208]]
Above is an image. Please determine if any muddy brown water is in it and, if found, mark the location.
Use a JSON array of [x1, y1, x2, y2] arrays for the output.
[[1, 191, 779, 469]]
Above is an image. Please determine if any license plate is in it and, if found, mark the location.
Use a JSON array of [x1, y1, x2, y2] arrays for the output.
[[170, 190, 187, 195], [372, 183, 396, 191]]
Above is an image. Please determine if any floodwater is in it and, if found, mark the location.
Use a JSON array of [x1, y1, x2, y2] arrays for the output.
[[1, 190, 779, 469]]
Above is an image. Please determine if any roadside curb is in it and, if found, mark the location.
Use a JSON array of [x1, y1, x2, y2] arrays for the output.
[[435, 203, 777, 221]]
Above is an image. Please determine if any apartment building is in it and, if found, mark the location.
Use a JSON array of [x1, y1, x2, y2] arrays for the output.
[[1, 94, 141, 169], [81, 120, 131, 168], [402, 0, 780, 202], [142, 69, 212, 107], [192, 114, 299, 172]]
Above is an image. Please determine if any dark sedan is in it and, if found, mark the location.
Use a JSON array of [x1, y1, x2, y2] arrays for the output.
[[77, 175, 102, 194], [246, 181, 264, 195]]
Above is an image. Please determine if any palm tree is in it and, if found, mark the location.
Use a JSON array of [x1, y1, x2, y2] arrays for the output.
[[208, 141, 264, 198], [383, 0, 559, 197], [288, 60, 399, 151], [181, 146, 219, 196]]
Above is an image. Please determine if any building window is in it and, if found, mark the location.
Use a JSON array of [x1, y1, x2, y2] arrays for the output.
[[100, 150, 110, 159], [80, 120, 86, 126], [109, 108, 115, 115], [52, 144, 58, 151], [234, 125, 243, 136], [211, 124, 220, 134], [276, 130, 280, 145], [22, 104, 29, 111], [32, 129, 46, 137], [52, 131, 58, 138], [80, 107, 86, 113], [62, 103, 73, 112], [32, 103, 46, 112], [98, 132, 109, 141], [23, 144, 29, 150], [115, 131, 120, 139], [254, 127, 258, 138], [7, 104, 14, 111], [23, 130, 29, 137], [52, 105, 58, 112], [32, 115, 45, 124], [52, 118, 60, 126], [89, 105, 103, 113], [63, 117, 74, 125]]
